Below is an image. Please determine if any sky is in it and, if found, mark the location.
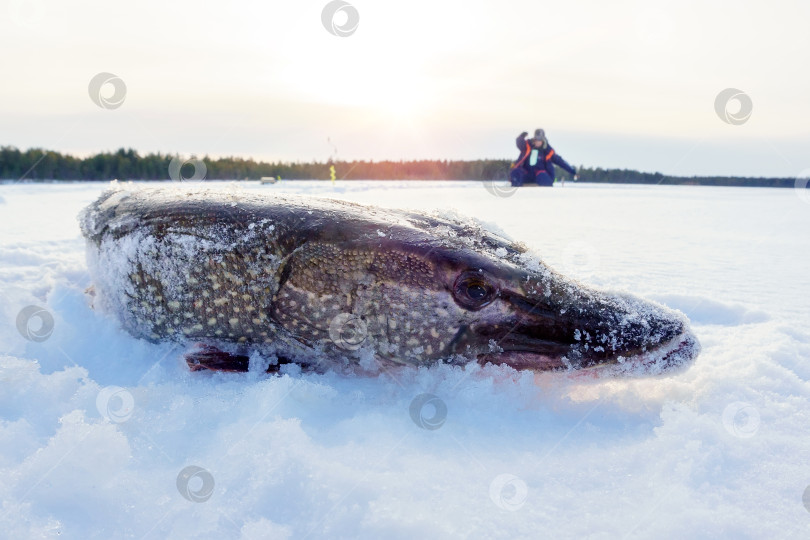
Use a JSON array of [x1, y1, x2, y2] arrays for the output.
[[1, 0, 809, 177]]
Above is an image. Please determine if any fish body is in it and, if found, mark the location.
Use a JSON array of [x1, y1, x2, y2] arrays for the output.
[[79, 186, 699, 375]]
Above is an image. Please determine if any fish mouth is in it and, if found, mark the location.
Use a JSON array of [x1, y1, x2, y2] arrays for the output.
[[589, 329, 700, 376], [478, 330, 699, 376]]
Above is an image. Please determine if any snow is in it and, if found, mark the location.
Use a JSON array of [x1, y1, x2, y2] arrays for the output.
[[1, 180, 809, 539]]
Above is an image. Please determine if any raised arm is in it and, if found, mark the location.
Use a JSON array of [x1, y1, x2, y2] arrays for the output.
[[516, 131, 529, 151]]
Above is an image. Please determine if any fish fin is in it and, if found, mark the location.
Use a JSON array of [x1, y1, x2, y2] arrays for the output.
[[185, 345, 253, 372], [184, 344, 290, 373]]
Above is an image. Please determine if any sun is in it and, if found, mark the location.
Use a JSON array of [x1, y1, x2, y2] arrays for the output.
[[276, 37, 436, 124]]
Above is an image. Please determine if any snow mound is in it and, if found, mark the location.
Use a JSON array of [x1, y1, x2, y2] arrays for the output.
[[652, 294, 770, 326]]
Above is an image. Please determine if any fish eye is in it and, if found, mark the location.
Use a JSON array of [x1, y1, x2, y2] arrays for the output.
[[467, 283, 488, 299], [453, 271, 497, 310]]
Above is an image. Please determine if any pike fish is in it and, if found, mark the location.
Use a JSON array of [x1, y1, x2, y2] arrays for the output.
[[79, 186, 699, 376]]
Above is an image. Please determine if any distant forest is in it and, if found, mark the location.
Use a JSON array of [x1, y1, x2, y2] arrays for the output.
[[0, 146, 802, 188]]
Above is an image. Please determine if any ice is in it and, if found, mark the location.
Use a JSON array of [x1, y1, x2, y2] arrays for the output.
[[1, 180, 809, 538]]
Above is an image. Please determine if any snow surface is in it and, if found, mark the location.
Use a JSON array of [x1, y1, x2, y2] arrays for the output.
[[1, 180, 809, 539]]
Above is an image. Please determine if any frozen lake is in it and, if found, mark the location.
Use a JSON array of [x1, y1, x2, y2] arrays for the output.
[[1, 180, 809, 538]]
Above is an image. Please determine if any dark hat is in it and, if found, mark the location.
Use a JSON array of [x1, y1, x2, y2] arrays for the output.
[[534, 128, 547, 143]]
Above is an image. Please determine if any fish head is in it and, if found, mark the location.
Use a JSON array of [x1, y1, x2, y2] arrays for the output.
[[431, 250, 699, 375]]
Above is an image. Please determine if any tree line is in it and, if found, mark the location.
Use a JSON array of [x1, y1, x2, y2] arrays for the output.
[[0, 146, 801, 188]]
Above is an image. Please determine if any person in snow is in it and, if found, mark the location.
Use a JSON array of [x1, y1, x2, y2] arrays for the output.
[[510, 128, 578, 187]]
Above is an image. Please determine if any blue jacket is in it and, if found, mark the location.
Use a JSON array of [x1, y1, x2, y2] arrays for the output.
[[513, 132, 576, 181]]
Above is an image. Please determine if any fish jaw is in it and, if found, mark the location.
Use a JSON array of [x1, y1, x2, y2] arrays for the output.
[[479, 329, 700, 376], [461, 264, 700, 375]]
